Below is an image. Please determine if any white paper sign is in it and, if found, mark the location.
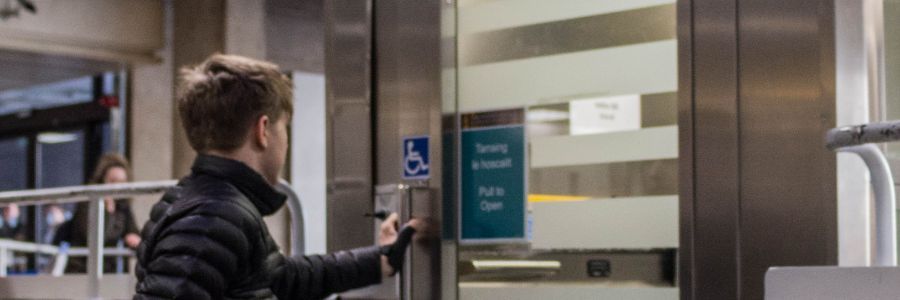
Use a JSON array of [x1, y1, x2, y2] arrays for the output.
[[569, 94, 641, 135]]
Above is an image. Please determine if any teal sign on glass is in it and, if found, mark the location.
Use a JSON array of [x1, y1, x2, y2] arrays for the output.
[[461, 125, 526, 241]]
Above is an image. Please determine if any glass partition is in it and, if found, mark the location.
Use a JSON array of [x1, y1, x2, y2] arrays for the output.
[[453, 1, 679, 298]]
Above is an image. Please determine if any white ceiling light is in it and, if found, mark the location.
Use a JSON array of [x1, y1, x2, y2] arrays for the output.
[[37, 132, 78, 144]]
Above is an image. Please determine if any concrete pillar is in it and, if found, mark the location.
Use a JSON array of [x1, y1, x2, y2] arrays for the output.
[[171, 0, 226, 178], [129, 1, 174, 226], [226, 0, 267, 58]]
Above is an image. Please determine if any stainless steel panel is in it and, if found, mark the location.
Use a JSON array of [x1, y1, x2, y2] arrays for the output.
[[676, 1, 696, 297], [265, 0, 325, 73], [686, 1, 741, 299], [374, 1, 443, 185], [681, 0, 839, 299], [324, 0, 375, 251], [374, 0, 445, 299], [738, 1, 837, 299]]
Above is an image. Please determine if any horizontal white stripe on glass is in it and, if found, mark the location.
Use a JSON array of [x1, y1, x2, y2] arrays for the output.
[[531, 195, 678, 250], [530, 126, 678, 168], [459, 0, 675, 34], [459, 40, 677, 113]]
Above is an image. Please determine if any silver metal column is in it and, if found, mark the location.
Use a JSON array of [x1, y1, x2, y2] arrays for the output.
[[276, 179, 306, 255], [0, 247, 7, 277], [87, 198, 105, 299], [679, 0, 838, 298], [324, 0, 375, 253], [374, 0, 444, 299]]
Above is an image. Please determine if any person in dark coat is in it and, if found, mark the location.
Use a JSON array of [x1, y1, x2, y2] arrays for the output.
[[0, 204, 25, 240], [53, 153, 142, 273], [134, 54, 420, 300]]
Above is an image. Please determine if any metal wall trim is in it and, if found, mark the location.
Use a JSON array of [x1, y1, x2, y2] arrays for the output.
[[690, 0, 742, 299], [676, 0, 695, 296]]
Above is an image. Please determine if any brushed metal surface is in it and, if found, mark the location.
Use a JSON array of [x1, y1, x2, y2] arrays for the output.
[[737, 1, 837, 299], [676, 2, 695, 294], [324, 0, 375, 252], [374, 0, 445, 298], [688, 1, 741, 299], [265, 0, 325, 73], [680, 0, 839, 299]]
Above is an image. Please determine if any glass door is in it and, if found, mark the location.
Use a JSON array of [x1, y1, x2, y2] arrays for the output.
[[0, 136, 30, 274], [453, 1, 679, 298]]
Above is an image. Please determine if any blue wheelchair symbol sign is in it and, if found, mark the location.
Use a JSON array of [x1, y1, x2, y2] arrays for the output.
[[403, 136, 430, 179]]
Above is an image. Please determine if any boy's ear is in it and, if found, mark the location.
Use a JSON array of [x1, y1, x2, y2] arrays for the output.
[[254, 115, 270, 149]]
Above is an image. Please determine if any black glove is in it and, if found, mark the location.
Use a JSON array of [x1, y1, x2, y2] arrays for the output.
[[380, 225, 416, 275]]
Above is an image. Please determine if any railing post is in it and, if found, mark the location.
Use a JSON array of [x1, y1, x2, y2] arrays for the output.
[[0, 246, 7, 277], [87, 198, 105, 299], [839, 145, 898, 266]]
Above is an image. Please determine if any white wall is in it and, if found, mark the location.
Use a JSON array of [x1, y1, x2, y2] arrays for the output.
[[835, 0, 877, 266], [291, 71, 328, 254]]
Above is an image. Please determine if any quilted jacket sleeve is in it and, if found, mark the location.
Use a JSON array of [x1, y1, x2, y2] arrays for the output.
[[270, 245, 384, 300], [134, 200, 253, 300]]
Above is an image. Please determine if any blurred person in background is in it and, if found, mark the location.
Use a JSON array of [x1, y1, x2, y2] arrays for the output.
[[53, 153, 140, 273], [0, 204, 25, 240]]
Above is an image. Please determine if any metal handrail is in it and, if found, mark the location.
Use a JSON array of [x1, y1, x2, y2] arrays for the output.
[[0, 180, 178, 207], [0, 238, 134, 276], [0, 240, 135, 257], [0, 179, 305, 299], [826, 121, 900, 150], [276, 179, 305, 255], [826, 121, 899, 266]]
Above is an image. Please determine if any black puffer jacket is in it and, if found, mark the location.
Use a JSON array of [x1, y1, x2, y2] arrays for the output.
[[134, 155, 383, 300]]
